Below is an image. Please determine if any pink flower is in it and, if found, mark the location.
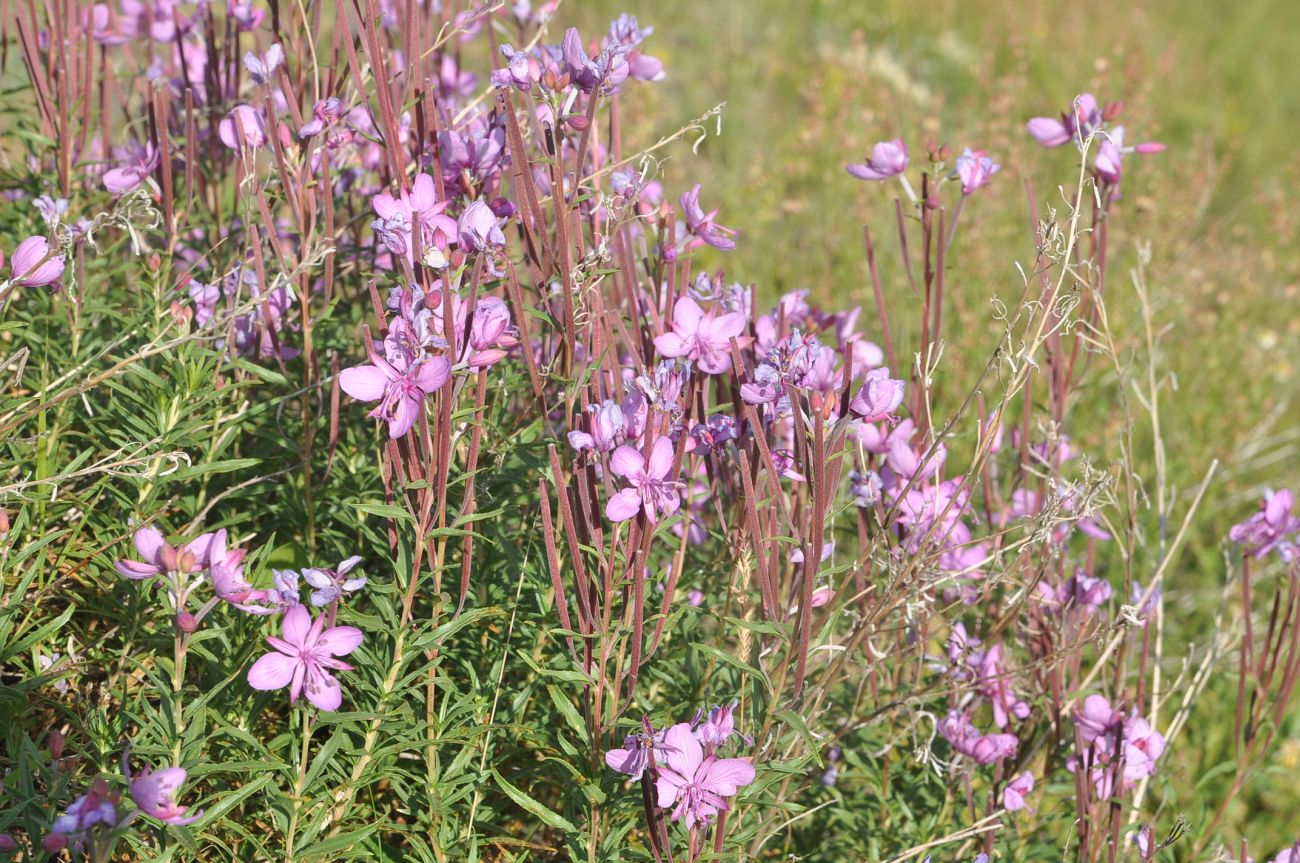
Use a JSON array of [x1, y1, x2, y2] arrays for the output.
[[102, 141, 159, 195], [1094, 128, 1125, 185], [339, 347, 451, 439], [371, 173, 458, 265], [50, 779, 118, 840], [977, 644, 1030, 729], [654, 723, 755, 827], [695, 702, 740, 747], [129, 764, 202, 826], [217, 105, 267, 150], [848, 367, 905, 422], [115, 526, 218, 580], [939, 710, 1018, 764], [604, 723, 667, 781], [846, 138, 908, 181], [247, 604, 363, 711], [955, 148, 1000, 195], [1003, 771, 1034, 812], [465, 297, 518, 367], [457, 199, 506, 252], [606, 437, 681, 524], [568, 400, 626, 453], [1073, 694, 1121, 745], [679, 184, 737, 251], [9, 236, 65, 287], [1027, 94, 1102, 148], [207, 529, 275, 614], [654, 297, 746, 374], [1229, 489, 1299, 559]]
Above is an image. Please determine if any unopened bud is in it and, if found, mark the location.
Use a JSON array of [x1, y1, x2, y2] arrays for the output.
[[42, 834, 68, 853], [489, 197, 517, 219], [565, 114, 590, 132], [48, 730, 64, 760], [176, 611, 198, 633], [176, 549, 196, 573], [147, 253, 162, 272], [0, 833, 17, 852], [1103, 100, 1124, 121]]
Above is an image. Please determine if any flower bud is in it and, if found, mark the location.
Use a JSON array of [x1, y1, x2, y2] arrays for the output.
[[42, 834, 67, 853], [565, 113, 590, 132], [48, 730, 64, 760], [0, 833, 17, 852], [176, 611, 198, 633]]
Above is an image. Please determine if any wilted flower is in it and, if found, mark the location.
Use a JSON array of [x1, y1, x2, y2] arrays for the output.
[[679, 184, 737, 251], [568, 400, 626, 453], [243, 43, 283, 83], [247, 604, 363, 711], [103, 141, 159, 195], [604, 721, 667, 781], [939, 710, 1018, 764], [458, 200, 507, 252]]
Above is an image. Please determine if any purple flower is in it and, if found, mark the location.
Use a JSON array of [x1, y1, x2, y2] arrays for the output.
[[1002, 771, 1034, 812], [9, 236, 65, 287], [977, 644, 1030, 729], [492, 44, 539, 91], [49, 780, 118, 842], [606, 437, 681, 524], [457, 200, 506, 252], [207, 530, 275, 614], [654, 297, 746, 374], [849, 367, 905, 422], [604, 722, 667, 781], [129, 764, 202, 826], [939, 710, 1018, 764], [303, 556, 366, 606], [299, 98, 351, 147], [218, 105, 268, 150], [846, 138, 909, 181], [115, 526, 217, 580], [679, 184, 737, 251], [1094, 127, 1125, 184], [568, 400, 626, 453], [243, 43, 283, 84], [654, 722, 755, 828], [1027, 93, 1102, 148], [688, 413, 739, 455], [561, 27, 629, 95], [1072, 694, 1121, 745], [955, 148, 1000, 195], [102, 141, 159, 195], [339, 346, 451, 439], [371, 173, 458, 266], [695, 702, 741, 747], [246, 604, 363, 711], [1229, 489, 1298, 559], [605, 14, 664, 82], [465, 297, 519, 367]]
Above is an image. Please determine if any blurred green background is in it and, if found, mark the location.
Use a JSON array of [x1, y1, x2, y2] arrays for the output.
[[575, 0, 1300, 851]]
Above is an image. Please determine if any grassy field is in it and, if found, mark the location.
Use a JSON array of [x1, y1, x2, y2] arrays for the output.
[[573, 0, 1300, 848]]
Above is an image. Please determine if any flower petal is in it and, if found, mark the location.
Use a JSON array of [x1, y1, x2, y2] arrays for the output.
[[339, 365, 390, 402], [609, 445, 645, 479], [134, 527, 166, 563], [305, 668, 343, 711], [647, 437, 675, 479], [605, 488, 642, 522], [316, 625, 363, 656], [281, 604, 312, 647], [247, 652, 298, 690]]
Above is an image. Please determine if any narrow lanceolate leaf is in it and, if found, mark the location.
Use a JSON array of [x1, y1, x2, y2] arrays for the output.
[[490, 768, 579, 834]]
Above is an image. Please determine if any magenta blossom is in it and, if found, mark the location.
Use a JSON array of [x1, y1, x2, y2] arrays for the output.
[[103, 141, 159, 195], [604, 722, 667, 781], [568, 399, 626, 453], [955, 149, 1000, 195], [218, 105, 267, 150], [247, 604, 363, 711], [458, 199, 506, 252], [848, 367, 905, 422], [465, 297, 519, 367], [606, 437, 681, 523], [207, 529, 276, 614], [679, 184, 737, 251], [654, 297, 746, 374], [129, 764, 201, 826], [940, 710, 1018, 764], [339, 346, 451, 439], [1229, 489, 1298, 559], [846, 138, 908, 181], [371, 173, 458, 265], [1003, 771, 1035, 812], [1027, 93, 1102, 148], [115, 526, 217, 580], [695, 701, 742, 747], [654, 722, 755, 828], [1073, 694, 1122, 745], [9, 236, 65, 287]]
